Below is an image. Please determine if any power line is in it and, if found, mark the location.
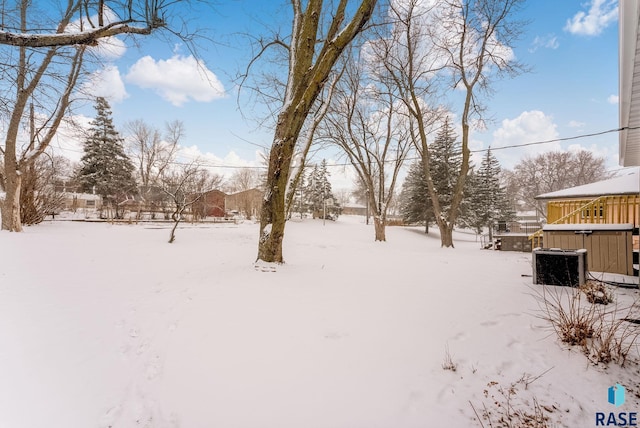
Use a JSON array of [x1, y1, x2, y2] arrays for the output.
[[46, 125, 634, 170], [49, 142, 269, 170], [470, 126, 633, 153]]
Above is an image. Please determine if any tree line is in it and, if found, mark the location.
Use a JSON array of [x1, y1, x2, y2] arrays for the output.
[[0, 0, 192, 232], [247, 0, 528, 258], [10, 95, 345, 231]]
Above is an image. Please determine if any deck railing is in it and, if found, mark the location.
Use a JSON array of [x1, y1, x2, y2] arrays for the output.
[[528, 195, 640, 248]]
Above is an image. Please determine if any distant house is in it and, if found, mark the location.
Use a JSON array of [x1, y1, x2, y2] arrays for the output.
[[531, 168, 639, 276], [342, 203, 367, 216], [192, 189, 226, 218], [61, 193, 102, 211], [225, 188, 263, 219], [494, 211, 543, 252]]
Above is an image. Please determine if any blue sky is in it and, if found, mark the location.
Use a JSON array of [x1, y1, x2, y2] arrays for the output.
[[54, 0, 621, 187]]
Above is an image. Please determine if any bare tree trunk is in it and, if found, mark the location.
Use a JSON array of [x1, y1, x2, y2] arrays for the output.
[[258, 120, 296, 262], [440, 225, 453, 248], [20, 169, 38, 225], [21, 102, 38, 225], [1, 169, 23, 232], [373, 216, 386, 241], [284, 73, 341, 216], [169, 209, 184, 243], [254, 0, 377, 263]]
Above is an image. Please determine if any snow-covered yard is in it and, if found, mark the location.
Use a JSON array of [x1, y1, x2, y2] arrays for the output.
[[0, 216, 638, 427]]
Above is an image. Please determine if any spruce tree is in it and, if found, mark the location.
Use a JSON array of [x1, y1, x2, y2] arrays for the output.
[[77, 97, 137, 218], [289, 167, 307, 219], [400, 120, 470, 233], [399, 160, 432, 233], [304, 159, 338, 219], [467, 148, 513, 240], [429, 119, 462, 214]]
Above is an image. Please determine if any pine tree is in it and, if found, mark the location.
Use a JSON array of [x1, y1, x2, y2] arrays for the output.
[[304, 159, 338, 219], [77, 97, 137, 218], [466, 148, 513, 240], [289, 167, 307, 219], [429, 119, 462, 214], [400, 120, 471, 233], [399, 160, 432, 233]]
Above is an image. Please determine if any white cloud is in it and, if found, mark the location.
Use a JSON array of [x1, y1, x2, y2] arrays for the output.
[[492, 110, 558, 148], [568, 120, 585, 128], [607, 94, 619, 105], [81, 65, 128, 104], [567, 142, 617, 167], [489, 110, 559, 169], [125, 55, 226, 106], [485, 111, 620, 170], [175, 146, 263, 180], [529, 34, 559, 53], [564, 0, 618, 36]]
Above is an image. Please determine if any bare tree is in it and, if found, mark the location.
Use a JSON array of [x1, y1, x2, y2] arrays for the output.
[[323, 49, 412, 241], [0, 1, 197, 232], [0, 1, 169, 48], [20, 153, 69, 225], [161, 162, 222, 244], [126, 119, 184, 188], [126, 119, 181, 217], [284, 71, 343, 217], [378, 0, 526, 247], [251, 0, 378, 263], [226, 167, 261, 194], [431, 0, 526, 246], [377, 0, 449, 244], [507, 150, 610, 216]]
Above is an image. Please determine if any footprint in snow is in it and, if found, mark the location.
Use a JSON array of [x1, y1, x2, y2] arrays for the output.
[[145, 355, 163, 380]]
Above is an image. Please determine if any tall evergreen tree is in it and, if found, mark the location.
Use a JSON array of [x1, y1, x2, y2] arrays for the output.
[[304, 159, 339, 219], [429, 119, 462, 215], [399, 120, 465, 232], [399, 160, 432, 233], [77, 97, 137, 218], [466, 148, 513, 240], [402, 120, 475, 234], [288, 166, 307, 219]]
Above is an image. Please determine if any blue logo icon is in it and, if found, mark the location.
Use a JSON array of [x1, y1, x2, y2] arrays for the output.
[[608, 383, 626, 407]]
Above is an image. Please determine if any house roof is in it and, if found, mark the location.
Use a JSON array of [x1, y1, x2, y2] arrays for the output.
[[226, 188, 263, 197], [535, 167, 640, 200], [619, 2, 640, 166]]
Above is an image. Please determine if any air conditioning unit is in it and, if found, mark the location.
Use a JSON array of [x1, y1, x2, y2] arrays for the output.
[[532, 248, 587, 287]]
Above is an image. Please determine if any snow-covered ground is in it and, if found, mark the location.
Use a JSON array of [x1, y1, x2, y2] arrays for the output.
[[0, 216, 638, 428]]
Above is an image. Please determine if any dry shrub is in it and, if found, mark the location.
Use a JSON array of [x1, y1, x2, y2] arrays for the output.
[[442, 343, 457, 372], [535, 285, 640, 366], [586, 301, 640, 366], [535, 284, 596, 346], [470, 379, 553, 428], [580, 280, 613, 305]]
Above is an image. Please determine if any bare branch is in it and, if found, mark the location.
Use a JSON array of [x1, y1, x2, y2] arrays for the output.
[[237, 36, 290, 108]]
